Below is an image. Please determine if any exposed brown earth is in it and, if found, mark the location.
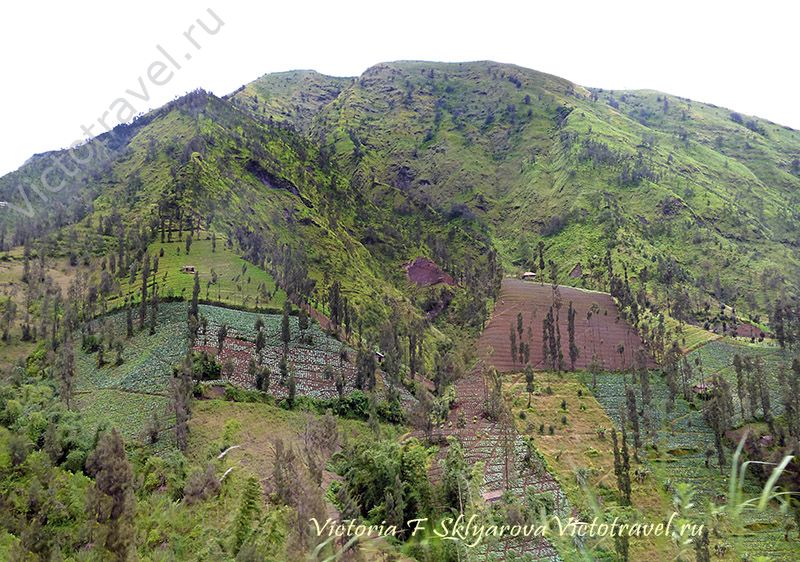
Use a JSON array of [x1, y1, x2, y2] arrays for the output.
[[479, 279, 654, 372], [405, 256, 455, 287]]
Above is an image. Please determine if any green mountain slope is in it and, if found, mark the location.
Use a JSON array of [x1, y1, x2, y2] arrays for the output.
[[228, 60, 800, 321], [3, 60, 800, 324]]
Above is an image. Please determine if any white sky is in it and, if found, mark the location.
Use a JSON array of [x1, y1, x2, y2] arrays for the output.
[[1, 0, 798, 177]]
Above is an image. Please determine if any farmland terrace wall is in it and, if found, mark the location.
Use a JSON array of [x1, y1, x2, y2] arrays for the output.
[[479, 279, 655, 372]]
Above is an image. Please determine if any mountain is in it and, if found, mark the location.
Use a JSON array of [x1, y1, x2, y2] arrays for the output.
[[3, 60, 800, 325]]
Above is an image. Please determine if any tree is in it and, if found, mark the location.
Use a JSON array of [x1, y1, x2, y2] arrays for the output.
[[440, 436, 470, 512], [148, 284, 158, 335], [139, 252, 150, 330], [86, 429, 135, 561], [754, 357, 774, 431], [509, 323, 517, 365], [232, 476, 261, 554], [58, 337, 76, 409], [664, 341, 680, 412], [185, 234, 193, 254], [190, 270, 200, 319], [611, 426, 631, 505], [732, 354, 747, 420], [287, 368, 297, 409], [281, 299, 291, 347], [625, 387, 641, 453], [636, 349, 652, 408], [525, 365, 535, 407], [298, 305, 309, 332], [216, 324, 228, 355], [567, 301, 579, 370], [589, 353, 601, 389], [125, 300, 133, 338], [411, 386, 435, 442], [779, 359, 800, 439], [255, 328, 266, 364], [171, 357, 193, 451], [537, 241, 545, 284], [335, 371, 345, 400], [703, 373, 733, 473]]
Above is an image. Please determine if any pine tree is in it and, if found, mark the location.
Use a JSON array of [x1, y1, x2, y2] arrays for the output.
[[287, 368, 297, 409], [139, 252, 150, 329], [568, 301, 579, 370], [125, 300, 133, 338], [298, 305, 309, 332], [525, 365, 535, 407], [171, 357, 193, 451], [755, 357, 774, 431], [509, 323, 517, 365], [59, 337, 75, 409], [625, 387, 641, 453], [148, 284, 158, 335], [732, 354, 747, 420], [216, 324, 228, 355], [190, 270, 200, 318], [86, 429, 135, 561], [281, 299, 291, 347], [611, 426, 631, 505], [255, 328, 266, 364]]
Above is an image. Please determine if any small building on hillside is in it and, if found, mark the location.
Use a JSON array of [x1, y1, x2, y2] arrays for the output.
[[181, 265, 197, 274], [569, 263, 583, 278], [521, 271, 537, 281]]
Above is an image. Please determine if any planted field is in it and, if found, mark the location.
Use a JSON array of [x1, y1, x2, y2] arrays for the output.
[[686, 339, 790, 424], [505, 372, 677, 560], [194, 304, 367, 401], [582, 370, 797, 561], [425, 366, 566, 561], [480, 279, 652, 372], [74, 301, 189, 439], [73, 301, 383, 443]]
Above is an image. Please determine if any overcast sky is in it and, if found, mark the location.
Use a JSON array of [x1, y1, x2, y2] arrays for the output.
[[2, 0, 798, 177]]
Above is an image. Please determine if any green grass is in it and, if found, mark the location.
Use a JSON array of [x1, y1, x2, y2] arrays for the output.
[[111, 238, 286, 310], [505, 372, 677, 560]]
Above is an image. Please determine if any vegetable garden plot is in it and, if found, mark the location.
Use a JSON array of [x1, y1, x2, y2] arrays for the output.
[[76, 301, 189, 395], [480, 279, 653, 372], [425, 365, 567, 561], [686, 339, 789, 424], [193, 305, 417, 403], [582, 371, 796, 560]]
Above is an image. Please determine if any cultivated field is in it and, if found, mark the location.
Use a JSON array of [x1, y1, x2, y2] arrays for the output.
[[480, 279, 652, 371], [583, 370, 796, 560], [74, 302, 392, 442]]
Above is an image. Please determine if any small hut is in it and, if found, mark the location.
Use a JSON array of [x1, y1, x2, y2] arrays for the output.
[[521, 271, 537, 281], [692, 382, 715, 400], [181, 265, 197, 274]]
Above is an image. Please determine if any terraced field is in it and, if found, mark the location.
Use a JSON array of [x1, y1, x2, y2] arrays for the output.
[[75, 301, 188, 439], [480, 279, 653, 372], [686, 338, 790, 424], [427, 365, 565, 561], [196, 304, 372, 401], [582, 370, 796, 561], [74, 301, 395, 442]]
